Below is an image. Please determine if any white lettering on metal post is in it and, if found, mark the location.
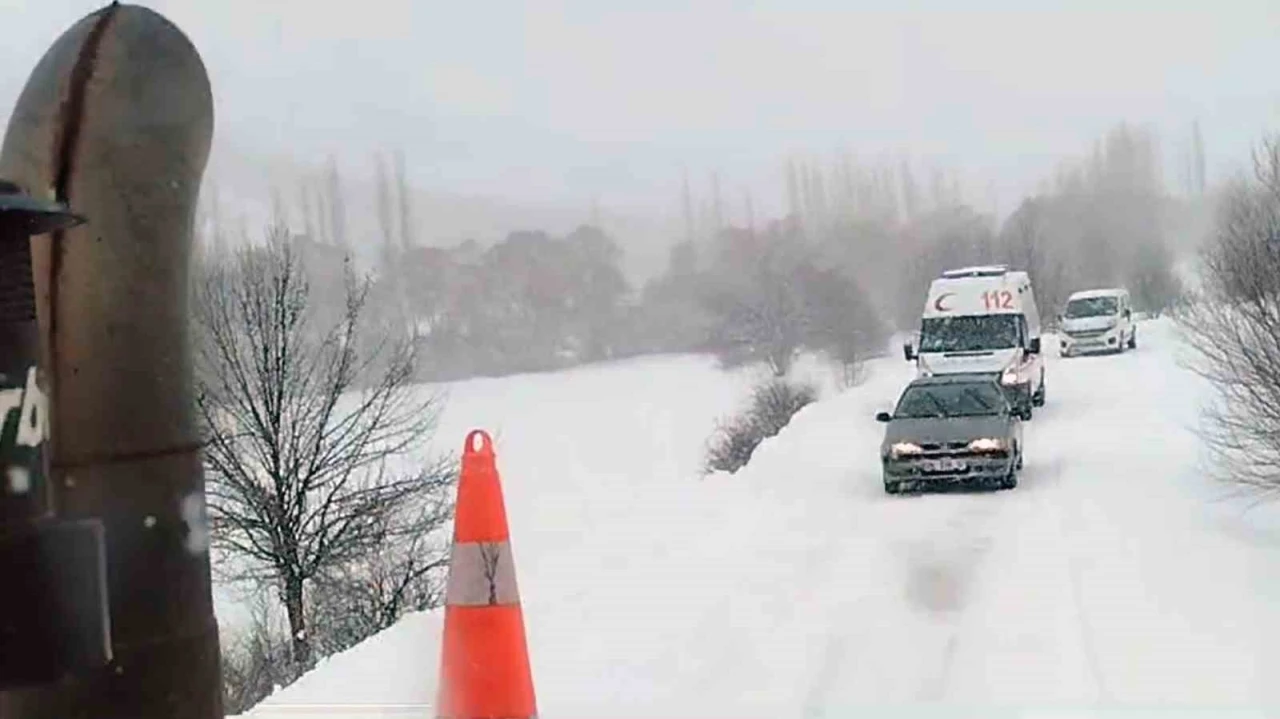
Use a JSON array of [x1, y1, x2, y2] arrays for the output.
[[1, 367, 47, 449]]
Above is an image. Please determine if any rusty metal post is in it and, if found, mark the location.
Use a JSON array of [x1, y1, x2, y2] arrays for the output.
[[0, 182, 108, 692], [0, 3, 221, 718]]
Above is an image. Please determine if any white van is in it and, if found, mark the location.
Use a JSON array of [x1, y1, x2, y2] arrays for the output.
[[1057, 288, 1136, 357], [904, 265, 1046, 419]]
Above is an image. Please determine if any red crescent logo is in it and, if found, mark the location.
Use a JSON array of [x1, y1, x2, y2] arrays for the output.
[[933, 292, 955, 312]]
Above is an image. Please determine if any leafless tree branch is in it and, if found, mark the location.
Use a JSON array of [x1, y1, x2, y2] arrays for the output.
[[194, 223, 456, 671], [1176, 135, 1280, 493]]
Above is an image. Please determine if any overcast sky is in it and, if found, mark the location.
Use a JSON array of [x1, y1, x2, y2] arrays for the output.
[[2, 0, 1278, 220]]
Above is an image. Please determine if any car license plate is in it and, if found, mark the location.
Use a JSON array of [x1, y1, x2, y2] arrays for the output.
[[923, 458, 965, 472]]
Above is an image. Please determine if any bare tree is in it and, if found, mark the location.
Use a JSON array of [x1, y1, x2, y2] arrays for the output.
[[1192, 119, 1207, 196], [681, 167, 696, 243], [877, 165, 901, 223], [930, 165, 950, 211], [298, 181, 315, 239], [326, 156, 348, 249], [374, 151, 396, 250], [711, 170, 724, 233], [704, 240, 807, 377], [702, 225, 883, 377], [900, 157, 920, 221], [785, 157, 802, 221], [394, 149, 415, 248], [803, 160, 822, 228], [1128, 237, 1184, 317], [705, 378, 817, 474], [306, 501, 451, 657], [270, 184, 287, 228], [998, 197, 1069, 319], [798, 261, 883, 385], [838, 152, 857, 217], [194, 226, 455, 671], [310, 175, 331, 245], [219, 595, 296, 715], [811, 162, 829, 231], [1176, 135, 1280, 493]]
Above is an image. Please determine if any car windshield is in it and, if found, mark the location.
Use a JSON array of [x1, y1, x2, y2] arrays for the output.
[[1065, 296, 1118, 318], [894, 382, 1008, 419], [918, 314, 1023, 353]]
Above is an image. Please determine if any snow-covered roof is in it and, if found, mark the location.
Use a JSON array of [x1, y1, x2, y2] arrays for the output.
[[940, 264, 1009, 279], [1067, 287, 1128, 300]]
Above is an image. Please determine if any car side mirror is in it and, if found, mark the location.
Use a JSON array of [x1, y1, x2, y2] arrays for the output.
[[875, 411, 892, 423], [1124, 308, 1132, 319], [902, 342, 916, 362], [1027, 337, 1041, 354]]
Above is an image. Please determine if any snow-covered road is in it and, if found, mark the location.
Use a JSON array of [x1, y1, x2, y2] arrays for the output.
[[748, 319, 1280, 716], [239, 318, 1280, 718]]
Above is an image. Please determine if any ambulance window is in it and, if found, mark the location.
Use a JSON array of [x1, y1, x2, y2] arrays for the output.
[[919, 315, 1021, 352]]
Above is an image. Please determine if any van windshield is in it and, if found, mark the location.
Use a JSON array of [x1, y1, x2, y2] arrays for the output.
[[1064, 296, 1118, 318], [919, 315, 1023, 353]]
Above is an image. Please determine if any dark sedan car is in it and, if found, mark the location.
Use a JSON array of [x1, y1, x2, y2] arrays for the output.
[[876, 373, 1024, 494]]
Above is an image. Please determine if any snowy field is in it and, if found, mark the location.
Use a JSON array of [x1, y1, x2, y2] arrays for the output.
[[230, 318, 1280, 718], [211, 352, 766, 633]]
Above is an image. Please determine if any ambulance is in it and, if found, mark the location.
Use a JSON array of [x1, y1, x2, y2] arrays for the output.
[[903, 265, 1046, 419]]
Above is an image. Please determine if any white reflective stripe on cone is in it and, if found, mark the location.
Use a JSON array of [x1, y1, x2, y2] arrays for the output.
[[444, 540, 521, 606]]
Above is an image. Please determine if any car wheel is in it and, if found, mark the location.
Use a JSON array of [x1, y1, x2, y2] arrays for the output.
[[1032, 375, 1046, 407], [1002, 465, 1019, 490], [1129, 330, 1137, 350], [1015, 445, 1024, 470], [884, 481, 902, 495]]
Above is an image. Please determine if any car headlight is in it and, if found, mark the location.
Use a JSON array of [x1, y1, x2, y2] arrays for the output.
[[968, 437, 1007, 452], [889, 442, 924, 458], [1000, 366, 1018, 385]]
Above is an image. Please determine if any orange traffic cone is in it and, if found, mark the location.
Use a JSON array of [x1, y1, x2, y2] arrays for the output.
[[436, 430, 537, 719]]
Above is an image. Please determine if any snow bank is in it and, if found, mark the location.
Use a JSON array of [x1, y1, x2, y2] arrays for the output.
[[230, 352, 762, 715], [236, 319, 1280, 718]]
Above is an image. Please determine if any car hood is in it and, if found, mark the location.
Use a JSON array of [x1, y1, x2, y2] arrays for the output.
[[883, 416, 1012, 447], [918, 347, 1017, 376], [1062, 315, 1117, 333]]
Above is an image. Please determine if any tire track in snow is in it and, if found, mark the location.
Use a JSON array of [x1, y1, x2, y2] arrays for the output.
[[911, 479, 1043, 702], [933, 433, 1117, 705], [810, 322, 1264, 712], [1051, 455, 1114, 704], [789, 351, 1087, 711], [812, 344, 1092, 708], [798, 489, 1012, 712], [800, 616, 850, 719]]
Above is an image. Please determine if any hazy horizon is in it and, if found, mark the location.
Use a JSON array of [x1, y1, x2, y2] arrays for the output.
[[2, 1, 1277, 226]]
